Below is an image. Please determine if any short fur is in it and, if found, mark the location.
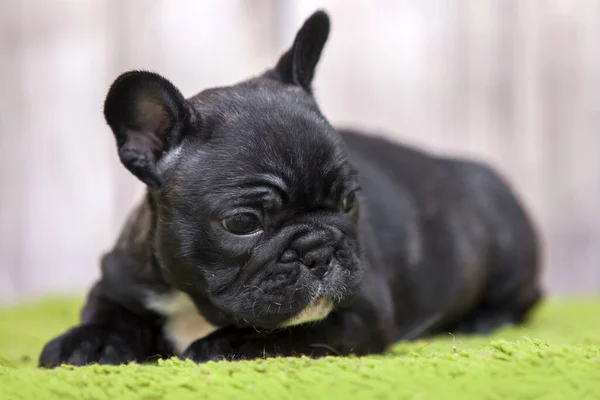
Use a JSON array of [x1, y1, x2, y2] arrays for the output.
[[39, 10, 542, 367]]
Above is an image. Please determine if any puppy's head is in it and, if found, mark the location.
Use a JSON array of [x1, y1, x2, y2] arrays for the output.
[[103, 11, 363, 329]]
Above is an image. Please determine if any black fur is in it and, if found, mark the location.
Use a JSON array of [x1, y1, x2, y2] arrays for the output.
[[39, 10, 542, 368]]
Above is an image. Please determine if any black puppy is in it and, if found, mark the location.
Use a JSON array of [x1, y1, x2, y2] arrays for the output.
[[39, 10, 542, 367]]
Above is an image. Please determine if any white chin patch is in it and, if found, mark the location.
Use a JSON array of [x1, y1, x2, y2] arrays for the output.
[[145, 290, 219, 355], [280, 297, 334, 327]]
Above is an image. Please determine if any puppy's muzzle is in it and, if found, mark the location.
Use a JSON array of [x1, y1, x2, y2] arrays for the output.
[[280, 227, 341, 280], [280, 246, 333, 280]]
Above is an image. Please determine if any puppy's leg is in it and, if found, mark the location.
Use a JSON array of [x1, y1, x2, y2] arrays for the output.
[[447, 161, 543, 335], [450, 248, 542, 335], [38, 282, 168, 368], [451, 288, 541, 334], [183, 303, 393, 363], [454, 215, 542, 334]]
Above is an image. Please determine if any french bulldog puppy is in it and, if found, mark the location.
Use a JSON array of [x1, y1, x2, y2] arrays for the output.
[[39, 10, 542, 368]]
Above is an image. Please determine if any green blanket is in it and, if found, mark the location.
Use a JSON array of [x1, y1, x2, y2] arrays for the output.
[[0, 296, 598, 399]]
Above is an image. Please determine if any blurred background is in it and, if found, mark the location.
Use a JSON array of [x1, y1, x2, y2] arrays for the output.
[[1, 0, 599, 304]]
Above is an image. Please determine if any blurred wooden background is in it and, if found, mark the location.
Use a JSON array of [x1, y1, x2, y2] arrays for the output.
[[1, 0, 599, 303]]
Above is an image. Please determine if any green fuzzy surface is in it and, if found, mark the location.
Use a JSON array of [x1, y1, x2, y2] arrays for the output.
[[0, 296, 599, 400]]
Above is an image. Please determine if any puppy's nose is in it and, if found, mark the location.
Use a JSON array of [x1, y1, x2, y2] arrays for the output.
[[300, 247, 333, 280]]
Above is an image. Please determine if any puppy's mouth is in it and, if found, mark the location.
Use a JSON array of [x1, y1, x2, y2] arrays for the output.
[[279, 295, 334, 328], [204, 247, 362, 329]]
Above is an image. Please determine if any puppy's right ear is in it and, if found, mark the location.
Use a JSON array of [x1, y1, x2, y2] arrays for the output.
[[266, 10, 330, 93], [103, 71, 195, 189]]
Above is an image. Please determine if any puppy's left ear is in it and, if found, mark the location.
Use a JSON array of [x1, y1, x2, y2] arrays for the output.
[[267, 10, 330, 92], [103, 71, 196, 189]]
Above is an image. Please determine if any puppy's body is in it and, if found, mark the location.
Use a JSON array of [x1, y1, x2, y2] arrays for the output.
[[342, 130, 540, 338], [39, 11, 541, 367]]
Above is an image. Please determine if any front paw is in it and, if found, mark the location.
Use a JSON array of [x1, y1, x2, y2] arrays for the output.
[[39, 325, 137, 368], [182, 337, 234, 363]]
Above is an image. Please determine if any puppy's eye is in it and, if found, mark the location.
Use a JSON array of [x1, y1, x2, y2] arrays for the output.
[[341, 191, 357, 213], [222, 213, 261, 235]]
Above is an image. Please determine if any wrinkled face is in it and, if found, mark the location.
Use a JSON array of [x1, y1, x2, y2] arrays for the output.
[[101, 8, 356, 330], [153, 82, 364, 329]]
